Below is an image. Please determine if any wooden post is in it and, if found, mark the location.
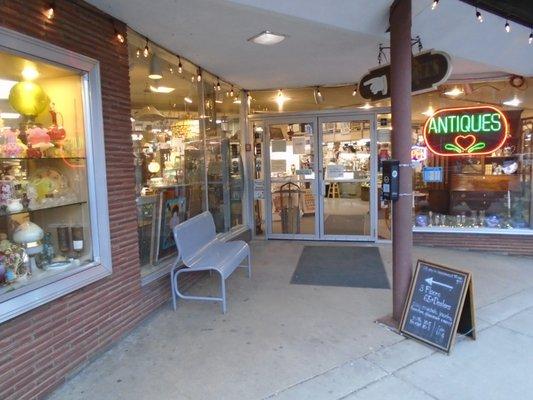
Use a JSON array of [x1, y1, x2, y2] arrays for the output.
[[390, 0, 413, 322]]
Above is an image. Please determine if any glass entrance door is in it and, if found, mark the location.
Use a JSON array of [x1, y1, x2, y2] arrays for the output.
[[318, 116, 376, 240], [265, 119, 318, 239]]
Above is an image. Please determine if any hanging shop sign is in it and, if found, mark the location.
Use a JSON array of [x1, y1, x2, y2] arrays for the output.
[[423, 106, 509, 157], [400, 260, 476, 354], [358, 50, 451, 102]]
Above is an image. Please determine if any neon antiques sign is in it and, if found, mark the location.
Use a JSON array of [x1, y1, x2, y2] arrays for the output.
[[423, 106, 509, 156]]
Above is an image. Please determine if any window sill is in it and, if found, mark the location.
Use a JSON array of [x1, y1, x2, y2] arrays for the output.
[[413, 226, 533, 235], [0, 263, 111, 324]]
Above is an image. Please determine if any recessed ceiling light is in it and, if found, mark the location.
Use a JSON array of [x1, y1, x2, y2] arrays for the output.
[[233, 98, 241, 104], [248, 30, 287, 45], [503, 96, 522, 107], [149, 85, 175, 93], [184, 97, 193, 104], [444, 87, 464, 97]]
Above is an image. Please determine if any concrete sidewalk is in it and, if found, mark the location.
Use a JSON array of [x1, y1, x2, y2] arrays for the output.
[[48, 241, 533, 400]]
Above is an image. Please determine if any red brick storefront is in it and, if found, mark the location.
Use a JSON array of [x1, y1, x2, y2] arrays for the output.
[[0, 2, 172, 399]]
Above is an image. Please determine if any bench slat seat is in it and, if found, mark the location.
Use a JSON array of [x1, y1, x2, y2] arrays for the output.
[[170, 211, 251, 313]]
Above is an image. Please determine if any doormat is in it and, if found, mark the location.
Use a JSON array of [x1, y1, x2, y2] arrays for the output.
[[291, 246, 390, 289], [324, 214, 367, 236]]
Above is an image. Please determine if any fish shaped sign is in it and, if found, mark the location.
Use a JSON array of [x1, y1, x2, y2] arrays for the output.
[[358, 50, 451, 101]]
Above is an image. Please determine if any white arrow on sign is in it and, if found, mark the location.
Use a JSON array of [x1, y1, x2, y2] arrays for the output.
[[425, 277, 453, 290]]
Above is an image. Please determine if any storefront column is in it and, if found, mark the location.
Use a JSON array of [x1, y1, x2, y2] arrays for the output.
[[390, 0, 413, 322], [240, 90, 253, 230]]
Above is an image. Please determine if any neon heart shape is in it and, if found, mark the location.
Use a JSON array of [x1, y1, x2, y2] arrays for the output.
[[454, 135, 477, 152]]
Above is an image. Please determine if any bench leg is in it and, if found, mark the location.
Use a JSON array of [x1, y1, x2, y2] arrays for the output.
[[171, 267, 177, 311], [174, 269, 226, 312], [220, 272, 227, 314], [247, 250, 252, 279]]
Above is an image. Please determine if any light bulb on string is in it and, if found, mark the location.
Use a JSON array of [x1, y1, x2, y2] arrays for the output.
[[352, 86, 358, 97], [230, 87, 234, 97], [45, 2, 55, 20], [169, 65, 174, 74], [217, 80, 221, 91], [115, 31, 125, 44], [143, 39, 149, 57], [431, 0, 439, 10], [136, 48, 141, 58], [177, 57, 183, 74], [529, 30, 532, 45], [505, 20, 510, 33], [476, 8, 483, 23], [196, 69, 202, 82]]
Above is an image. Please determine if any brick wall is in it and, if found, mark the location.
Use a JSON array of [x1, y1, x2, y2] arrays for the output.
[[414, 232, 533, 256], [0, 1, 174, 399]]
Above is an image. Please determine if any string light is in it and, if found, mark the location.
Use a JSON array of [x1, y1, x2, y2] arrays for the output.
[[45, 2, 55, 19], [136, 48, 141, 58], [475, 8, 483, 23], [217, 79, 221, 91], [196, 69, 202, 82], [352, 86, 357, 96], [431, 0, 439, 10], [169, 65, 174, 74], [177, 57, 183, 74], [143, 39, 149, 57], [529, 30, 532, 44], [115, 29, 125, 44], [230, 87, 234, 97], [505, 20, 510, 33]]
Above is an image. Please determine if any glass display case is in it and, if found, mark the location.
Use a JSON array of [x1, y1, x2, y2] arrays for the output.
[[0, 27, 111, 321]]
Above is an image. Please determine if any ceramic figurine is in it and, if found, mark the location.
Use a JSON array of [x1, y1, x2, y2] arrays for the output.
[[26, 126, 54, 151], [1, 128, 26, 158], [48, 103, 66, 141]]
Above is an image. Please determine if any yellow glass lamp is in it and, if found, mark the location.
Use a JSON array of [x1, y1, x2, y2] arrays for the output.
[[8, 81, 49, 117]]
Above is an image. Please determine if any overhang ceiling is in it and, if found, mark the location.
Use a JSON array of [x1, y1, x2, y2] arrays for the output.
[[87, 0, 532, 90]]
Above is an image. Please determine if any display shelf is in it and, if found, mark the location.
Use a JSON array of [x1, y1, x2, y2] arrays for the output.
[[0, 157, 86, 161], [0, 200, 87, 217]]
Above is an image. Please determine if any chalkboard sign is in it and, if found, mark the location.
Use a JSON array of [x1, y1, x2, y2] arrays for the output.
[[400, 260, 475, 353]]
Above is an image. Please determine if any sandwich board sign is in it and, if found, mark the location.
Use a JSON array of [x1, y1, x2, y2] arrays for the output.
[[400, 260, 475, 354]]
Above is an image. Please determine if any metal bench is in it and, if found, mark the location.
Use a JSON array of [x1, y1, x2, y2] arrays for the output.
[[170, 211, 251, 313]]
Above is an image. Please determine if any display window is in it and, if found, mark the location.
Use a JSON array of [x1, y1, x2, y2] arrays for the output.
[[128, 31, 244, 278], [0, 27, 111, 322], [412, 88, 532, 233]]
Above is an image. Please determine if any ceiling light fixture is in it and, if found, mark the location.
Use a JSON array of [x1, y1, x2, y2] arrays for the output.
[[275, 89, 290, 108], [149, 85, 175, 93], [230, 87, 234, 97], [503, 95, 522, 107], [22, 66, 39, 81], [148, 56, 163, 80], [444, 87, 464, 97], [352, 86, 357, 97], [476, 8, 483, 23], [431, 0, 439, 10], [45, 2, 55, 20], [184, 97, 193, 104], [197, 69, 202, 82], [177, 57, 183, 74], [422, 105, 435, 117], [143, 39, 149, 58], [529, 30, 532, 45], [248, 30, 287, 46], [114, 25, 125, 44], [233, 98, 241, 104], [136, 48, 141, 58], [217, 79, 221, 91], [504, 20, 510, 33], [314, 87, 324, 104]]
